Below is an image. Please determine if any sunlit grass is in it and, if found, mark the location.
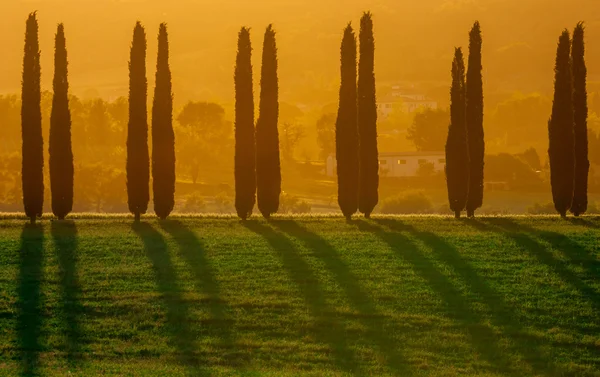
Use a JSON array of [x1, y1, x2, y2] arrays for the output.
[[0, 216, 599, 376]]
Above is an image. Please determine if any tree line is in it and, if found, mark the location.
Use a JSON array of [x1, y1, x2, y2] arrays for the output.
[[15, 12, 591, 222]]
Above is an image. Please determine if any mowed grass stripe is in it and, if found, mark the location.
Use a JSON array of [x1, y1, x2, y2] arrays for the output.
[[0, 217, 598, 376]]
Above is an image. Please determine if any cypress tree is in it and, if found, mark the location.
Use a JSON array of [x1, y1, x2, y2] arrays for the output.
[[357, 12, 379, 218], [445, 47, 469, 218], [256, 25, 281, 218], [234, 27, 256, 220], [465, 21, 485, 218], [21, 12, 44, 224], [49, 24, 74, 220], [548, 30, 574, 217], [152, 23, 175, 219], [126, 22, 150, 222], [336, 23, 359, 220], [570, 22, 589, 217]]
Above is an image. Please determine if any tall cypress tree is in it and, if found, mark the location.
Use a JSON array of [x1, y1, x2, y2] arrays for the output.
[[126, 22, 149, 222], [570, 22, 588, 217], [548, 30, 574, 217], [21, 12, 44, 224], [152, 23, 175, 220], [465, 21, 484, 218], [336, 23, 359, 220], [49, 24, 74, 220], [357, 12, 378, 218], [256, 25, 281, 218], [234, 27, 256, 220], [445, 47, 469, 218]]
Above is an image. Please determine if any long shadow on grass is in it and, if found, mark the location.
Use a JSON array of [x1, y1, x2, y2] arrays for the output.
[[16, 224, 44, 377], [51, 221, 84, 365], [482, 218, 600, 316], [356, 219, 517, 375], [244, 220, 361, 375], [376, 218, 562, 375], [159, 220, 240, 368], [132, 223, 206, 375], [272, 220, 408, 375]]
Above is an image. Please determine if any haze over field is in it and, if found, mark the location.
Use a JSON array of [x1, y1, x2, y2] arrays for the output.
[[1, 0, 599, 105]]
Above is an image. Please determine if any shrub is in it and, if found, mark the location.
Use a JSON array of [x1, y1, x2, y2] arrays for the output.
[[527, 202, 559, 215], [380, 191, 433, 214], [280, 192, 311, 214], [182, 193, 206, 213]]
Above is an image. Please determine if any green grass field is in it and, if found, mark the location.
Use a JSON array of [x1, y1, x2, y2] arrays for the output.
[[0, 216, 599, 376]]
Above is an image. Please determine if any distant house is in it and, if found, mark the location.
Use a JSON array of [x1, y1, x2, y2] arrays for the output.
[[327, 151, 446, 178], [377, 93, 438, 119]]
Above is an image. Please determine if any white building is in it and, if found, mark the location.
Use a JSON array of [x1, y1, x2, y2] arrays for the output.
[[327, 151, 446, 178]]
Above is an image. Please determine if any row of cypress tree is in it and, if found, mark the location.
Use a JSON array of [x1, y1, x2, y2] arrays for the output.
[[234, 25, 282, 220], [548, 23, 588, 217], [20, 14, 175, 222], [335, 12, 379, 220], [445, 21, 485, 218]]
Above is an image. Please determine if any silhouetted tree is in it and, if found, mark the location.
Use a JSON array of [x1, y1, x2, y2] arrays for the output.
[[152, 23, 175, 219], [49, 24, 74, 220], [445, 47, 469, 218], [357, 12, 378, 218], [335, 23, 359, 219], [465, 21, 484, 218], [256, 25, 281, 218], [126, 22, 149, 222], [570, 22, 588, 216], [548, 30, 574, 217], [21, 12, 44, 223], [234, 27, 256, 220]]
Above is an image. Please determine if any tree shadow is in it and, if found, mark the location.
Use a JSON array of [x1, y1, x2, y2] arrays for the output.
[[243, 220, 361, 375], [483, 218, 600, 315], [356, 219, 519, 375], [158, 220, 239, 367], [51, 221, 83, 366], [567, 217, 600, 229], [132, 222, 206, 375], [16, 223, 44, 377], [376, 218, 563, 375], [271, 220, 408, 375]]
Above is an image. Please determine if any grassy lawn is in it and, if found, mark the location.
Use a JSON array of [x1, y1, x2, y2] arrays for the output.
[[0, 216, 599, 376]]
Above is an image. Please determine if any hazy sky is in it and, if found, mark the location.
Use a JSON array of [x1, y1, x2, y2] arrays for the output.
[[1, 0, 599, 105]]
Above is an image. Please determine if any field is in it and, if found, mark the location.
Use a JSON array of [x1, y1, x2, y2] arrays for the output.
[[0, 215, 599, 376]]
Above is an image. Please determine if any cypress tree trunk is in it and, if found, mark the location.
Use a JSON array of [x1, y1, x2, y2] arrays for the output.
[[234, 27, 256, 220], [445, 47, 469, 219], [256, 25, 281, 219], [126, 22, 150, 221], [465, 21, 484, 218], [152, 23, 175, 220], [357, 12, 379, 218], [336, 23, 359, 220], [21, 12, 44, 224], [49, 24, 74, 221], [549, 30, 575, 217], [570, 22, 588, 217]]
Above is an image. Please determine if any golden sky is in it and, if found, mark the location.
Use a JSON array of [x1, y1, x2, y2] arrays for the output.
[[1, 0, 598, 105]]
